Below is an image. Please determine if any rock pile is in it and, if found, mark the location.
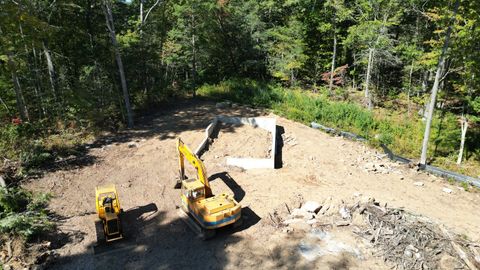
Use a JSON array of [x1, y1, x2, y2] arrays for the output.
[[271, 195, 480, 270], [350, 148, 403, 175]]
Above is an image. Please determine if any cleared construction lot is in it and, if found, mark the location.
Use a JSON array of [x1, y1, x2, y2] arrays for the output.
[[25, 100, 480, 269]]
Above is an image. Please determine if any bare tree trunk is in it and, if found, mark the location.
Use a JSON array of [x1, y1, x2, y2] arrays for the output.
[[191, 14, 197, 98], [140, 0, 144, 25], [32, 46, 46, 116], [420, 0, 459, 166], [329, 20, 337, 95], [0, 96, 10, 114], [20, 23, 46, 117], [365, 48, 374, 110], [407, 60, 414, 114], [103, 0, 134, 128], [43, 42, 57, 101], [457, 115, 468, 165], [8, 55, 29, 121]]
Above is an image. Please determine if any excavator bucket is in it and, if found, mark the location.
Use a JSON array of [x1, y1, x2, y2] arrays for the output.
[[173, 169, 184, 189], [173, 179, 182, 189]]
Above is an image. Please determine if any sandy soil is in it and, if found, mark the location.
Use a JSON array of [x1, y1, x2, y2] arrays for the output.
[[21, 100, 480, 269]]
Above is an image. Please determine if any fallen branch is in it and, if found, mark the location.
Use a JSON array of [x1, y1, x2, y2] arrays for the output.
[[440, 225, 478, 270]]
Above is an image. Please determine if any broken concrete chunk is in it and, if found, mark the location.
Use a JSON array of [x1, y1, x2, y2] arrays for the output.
[[306, 219, 317, 225], [442, 187, 453, 194], [318, 204, 330, 215], [291, 208, 315, 220], [301, 201, 322, 213], [282, 218, 304, 225], [413, 181, 424, 187], [339, 206, 352, 219], [288, 221, 311, 232]]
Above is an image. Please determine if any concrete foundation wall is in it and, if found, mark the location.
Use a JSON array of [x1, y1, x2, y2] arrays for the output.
[[195, 117, 218, 156], [196, 116, 276, 170]]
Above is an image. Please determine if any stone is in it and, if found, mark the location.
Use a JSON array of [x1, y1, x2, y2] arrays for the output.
[[413, 182, 424, 187], [215, 101, 231, 109], [318, 204, 330, 215], [282, 218, 304, 225], [291, 208, 315, 220], [339, 206, 352, 219], [306, 219, 317, 225], [442, 187, 453, 194], [301, 201, 322, 213], [288, 221, 311, 232], [128, 142, 137, 148]]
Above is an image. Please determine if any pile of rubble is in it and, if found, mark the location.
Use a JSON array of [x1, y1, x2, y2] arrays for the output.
[[269, 195, 480, 270], [349, 148, 404, 175]]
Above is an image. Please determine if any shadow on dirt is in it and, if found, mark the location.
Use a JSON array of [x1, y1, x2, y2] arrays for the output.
[[49, 205, 262, 269], [30, 99, 264, 178], [209, 172, 245, 202]]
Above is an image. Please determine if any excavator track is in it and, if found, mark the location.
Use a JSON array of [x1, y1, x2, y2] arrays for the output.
[[177, 208, 216, 240]]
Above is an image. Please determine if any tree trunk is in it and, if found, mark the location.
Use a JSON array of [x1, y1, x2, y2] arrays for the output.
[[0, 96, 10, 114], [32, 46, 46, 116], [191, 14, 197, 98], [365, 48, 374, 110], [103, 0, 134, 128], [407, 60, 414, 114], [20, 23, 45, 117], [329, 20, 337, 95], [420, 0, 459, 166], [8, 55, 29, 121], [43, 42, 57, 101], [457, 115, 468, 165]]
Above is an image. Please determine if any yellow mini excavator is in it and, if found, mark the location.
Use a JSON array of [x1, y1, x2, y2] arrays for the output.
[[95, 184, 123, 244], [174, 138, 241, 239]]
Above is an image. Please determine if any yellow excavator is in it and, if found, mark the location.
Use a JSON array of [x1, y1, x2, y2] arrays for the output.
[[95, 184, 123, 244], [174, 138, 242, 239]]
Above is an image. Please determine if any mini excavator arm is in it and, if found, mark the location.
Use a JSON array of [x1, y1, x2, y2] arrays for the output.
[[176, 138, 212, 197]]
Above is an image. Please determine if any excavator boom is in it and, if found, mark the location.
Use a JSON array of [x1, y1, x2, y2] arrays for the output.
[[176, 138, 212, 197], [174, 137, 241, 238]]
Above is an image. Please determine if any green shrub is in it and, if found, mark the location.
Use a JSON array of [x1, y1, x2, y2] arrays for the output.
[[0, 187, 52, 241]]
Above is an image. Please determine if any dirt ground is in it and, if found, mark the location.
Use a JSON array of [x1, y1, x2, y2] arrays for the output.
[[21, 100, 480, 269], [202, 122, 272, 160]]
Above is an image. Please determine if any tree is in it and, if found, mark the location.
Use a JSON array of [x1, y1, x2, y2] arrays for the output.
[[324, 0, 350, 94], [103, 0, 134, 128], [345, 0, 403, 109], [419, 0, 460, 166]]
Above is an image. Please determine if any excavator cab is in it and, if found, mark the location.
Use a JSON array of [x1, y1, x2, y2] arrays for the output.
[[181, 179, 206, 202]]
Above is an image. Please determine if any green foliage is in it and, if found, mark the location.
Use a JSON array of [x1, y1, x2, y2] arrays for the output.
[[199, 79, 480, 177], [0, 187, 52, 241], [0, 0, 479, 179]]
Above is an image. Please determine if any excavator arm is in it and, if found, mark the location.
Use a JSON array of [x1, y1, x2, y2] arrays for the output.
[[176, 138, 212, 197]]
